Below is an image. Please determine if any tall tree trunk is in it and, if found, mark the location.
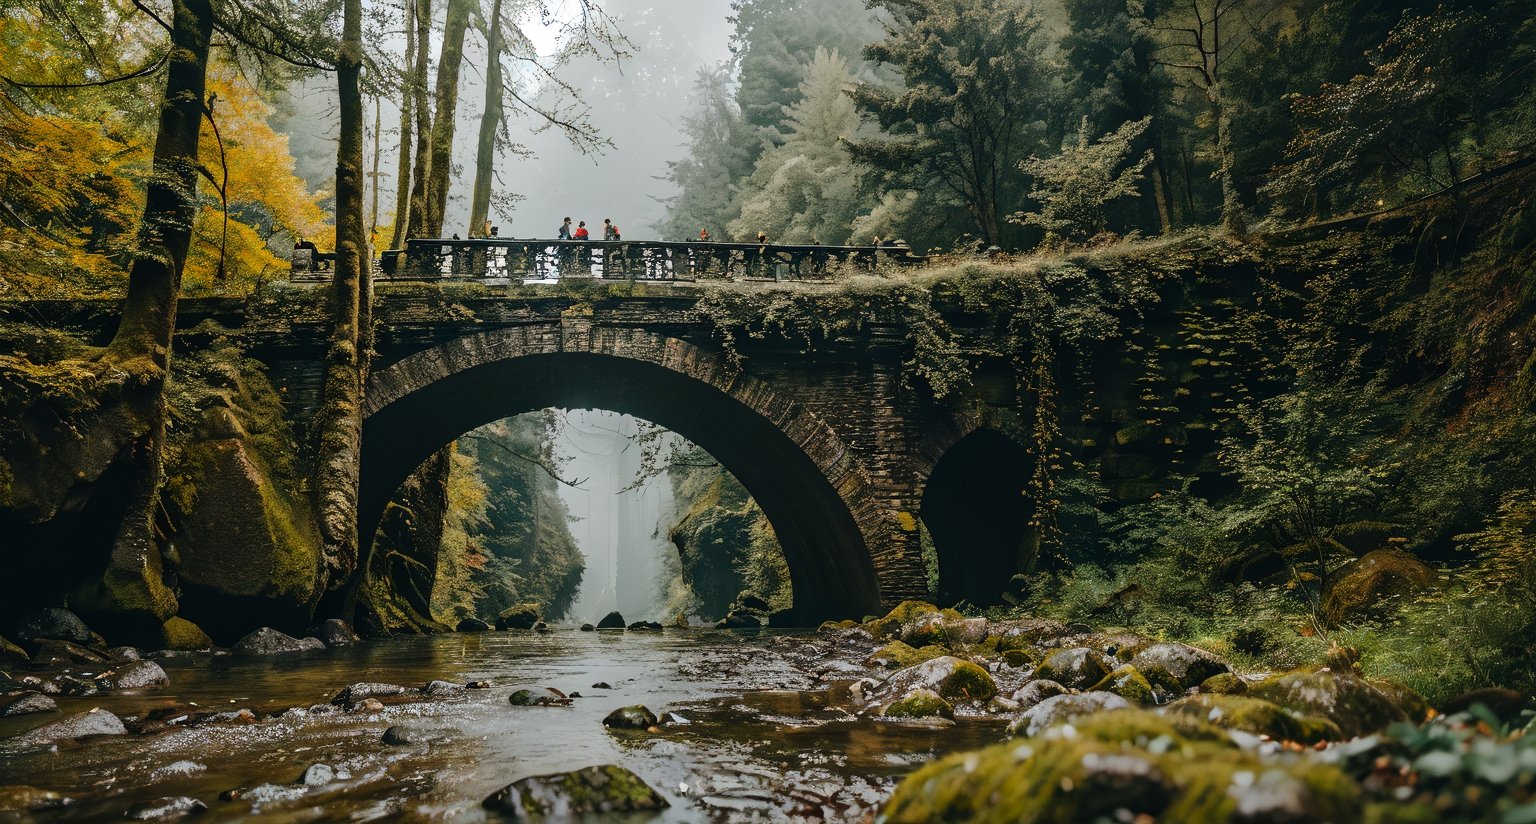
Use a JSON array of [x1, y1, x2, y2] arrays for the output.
[[423, 0, 475, 236], [404, 0, 433, 239], [370, 95, 382, 241], [1212, 87, 1247, 235], [314, 0, 370, 618], [388, 0, 417, 249], [468, 0, 504, 237], [81, 0, 215, 640]]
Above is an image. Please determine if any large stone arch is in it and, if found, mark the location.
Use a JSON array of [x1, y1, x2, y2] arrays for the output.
[[360, 319, 886, 622]]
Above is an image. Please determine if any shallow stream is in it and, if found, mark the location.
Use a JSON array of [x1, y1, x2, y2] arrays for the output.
[[0, 630, 1002, 821]]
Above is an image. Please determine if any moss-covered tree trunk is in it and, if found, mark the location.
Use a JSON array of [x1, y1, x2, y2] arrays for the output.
[[468, 0, 504, 237], [79, 0, 215, 638], [388, 0, 418, 249], [403, 0, 433, 240], [313, 0, 370, 618], [422, 0, 474, 236], [1212, 87, 1247, 236]]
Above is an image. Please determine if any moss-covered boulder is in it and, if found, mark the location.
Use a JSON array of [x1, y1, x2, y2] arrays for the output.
[[495, 603, 542, 631], [1001, 648, 1036, 669], [171, 435, 323, 642], [900, 613, 987, 647], [1090, 665, 1156, 705], [1008, 692, 1132, 737], [1249, 670, 1407, 738], [1330, 521, 1404, 555], [1198, 673, 1248, 695], [867, 640, 948, 669], [884, 710, 1362, 823], [1368, 679, 1433, 724], [1320, 548, 1436, 626], [992, 618, 1069, 649], [884, 687, 955, 720], [159, 617, 212, 651], [482, 765, 668, 816], [1036, 647, 1111, 690], [866, 600, 938, 640], [1166, 694, 1344, 743], [1130, 642, 1231, 694], [874, 656, 997, 706], [1011, 679, 1068, 711]]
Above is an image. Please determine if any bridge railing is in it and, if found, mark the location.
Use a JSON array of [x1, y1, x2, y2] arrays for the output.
[[350, 238, 922, 283]]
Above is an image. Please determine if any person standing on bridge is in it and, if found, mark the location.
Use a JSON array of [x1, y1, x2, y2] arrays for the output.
[[558, 217, 572, 239], [574, 221, 589, 240], [699, 228, 711, 242], [603, 219, 620, 241]]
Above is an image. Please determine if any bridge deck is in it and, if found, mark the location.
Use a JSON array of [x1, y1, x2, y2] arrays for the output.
[[292, 238, 923, 283]]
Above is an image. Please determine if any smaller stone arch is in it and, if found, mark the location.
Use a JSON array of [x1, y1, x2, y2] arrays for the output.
[[359, 320, 895, 622], [918, 425, 1038, 607]]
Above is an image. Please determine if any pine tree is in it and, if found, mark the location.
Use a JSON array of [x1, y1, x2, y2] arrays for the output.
[[1013, 117, 1153, 246]]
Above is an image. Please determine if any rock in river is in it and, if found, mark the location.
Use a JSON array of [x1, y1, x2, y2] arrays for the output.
[[596, 611, 626, 629], [297, 764, 335, 787], [1129, 642, 1231, 693], [0, 692, 57, 717], [101, 661, 170, 691], [482, 765, 669, 816], [1008, 692, 1132, 737], [495, 604, 541, 630], [382, 726, 421, 746], [508, 687, 571, 707], [11, 607, 94, 649], [456, 618, 490, 633], [232, 627, 309, 656], [332, 683, 409, 704], [13, 708, 127, 745], [312, 618, 360, 648], [602, 705, 658, 730], [0, 785, 71, 812], [875, 656, 998, 705], [1035, 647, 1111, 690]]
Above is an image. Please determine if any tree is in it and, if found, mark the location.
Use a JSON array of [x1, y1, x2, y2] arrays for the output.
[[727, 48, 872, 244], [658, 65, 759, 240], [1266, 5, 1534, 215], [1061, 0, 1176, 231], [729, 0, 881, 138], [388, 0, 422, 249], [849, 0, 1063, 249], [1150, 0, 1269, 235], [1013, 116, 1153, 246]]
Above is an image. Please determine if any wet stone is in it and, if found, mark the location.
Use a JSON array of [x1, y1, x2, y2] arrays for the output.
[[297, 637, 326, 652], [456, 618, 491, 633], [382, 725, 421, 746], [1009, 692, 1133, 737], [579, 624, 596, 632], [12, 608, 94, 648], [1035, 647, 1111, 690], [0, 691, 57, 717], [312, 619, 359, 648], [597, 611, 626, 629], [466, 680, 491, 690], [482, 765, 669, 816], [297, 763, 335, 786], [715, 612, 760, 630], [53, 675, 99, 697], [421, 679, 466, 697], [13, 709, 127, 745], [332, 682, 409, 704], [231, 628, 308, 656], [124, 796, 207, 820], [628, 621, 664, 631], [603, 705, 659, 730], [592, 682, 613, 690], [509, 687, 571, 707], [109, 646, 144, 661], [351, 698, 385, 713], [30, 639, 111, 667], [101, 660, 170, 691]]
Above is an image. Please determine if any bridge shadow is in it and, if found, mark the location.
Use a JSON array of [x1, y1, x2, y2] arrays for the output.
[[357, 327, 885, 625]]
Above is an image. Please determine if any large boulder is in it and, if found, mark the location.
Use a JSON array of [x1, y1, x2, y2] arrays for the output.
[[12, 709, 127, 745], [1088, 665, 1155, 705], [1165, 694, 1343, 743], [496, 604, 542, 631], [883, 688, 954, 720], [602, 705, 659, 730], [1008, 692, 1131, 737], [1320, 548, 1436, 626], [159, 617, 213, 651], [311, 619, 359, 648], [1130, 642, 1231, 694], [482, 765, 668, 816], [1010, 679, 1069, 711], [874, 656, 997, 705], [11, 608, 93, 649], [596, 611, 626, 630], [0, 692, 57, 717], [100, 660, 170, 691], [1249, 670, 1406, 738], [456, 618, 490, 632], [231, 627, 308, 656], [1035, 647, 1111, 690], [172, 433, 324, 641]]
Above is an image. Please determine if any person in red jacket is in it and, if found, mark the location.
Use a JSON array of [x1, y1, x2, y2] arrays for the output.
[[574, 221, 590, 240]]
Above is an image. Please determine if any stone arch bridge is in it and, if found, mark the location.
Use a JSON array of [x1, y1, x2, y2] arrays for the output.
[[32, 283, 1042, 623]]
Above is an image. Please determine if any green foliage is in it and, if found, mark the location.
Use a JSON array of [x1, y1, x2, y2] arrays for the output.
[[1012, 117, 1153, 246]]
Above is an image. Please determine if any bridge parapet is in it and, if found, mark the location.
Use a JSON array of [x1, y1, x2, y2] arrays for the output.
[[344, 238, 924, 283]]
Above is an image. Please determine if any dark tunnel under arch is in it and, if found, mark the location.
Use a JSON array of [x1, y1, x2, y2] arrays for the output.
[[358, 326, 885, 624], [921, 427, 1037, 607]]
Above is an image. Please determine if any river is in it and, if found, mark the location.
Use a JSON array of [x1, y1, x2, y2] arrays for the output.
[[0, 629, 1003, 821]]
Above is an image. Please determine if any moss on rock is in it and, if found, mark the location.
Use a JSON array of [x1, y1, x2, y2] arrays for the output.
[[1249, 669, 1407, 738], [1320, 548, 1436, 627], [1036, 647, 1111, 690], [1090, 665, 1156, 705], [1166, 694, 1343, 743], [159, 617, 212, 651], [868, 640, 949, 669], [939, 659, 998, 703], [867, 600, 939, 640], [885, 707, 1361, 823], [884, 687, 954, 720]]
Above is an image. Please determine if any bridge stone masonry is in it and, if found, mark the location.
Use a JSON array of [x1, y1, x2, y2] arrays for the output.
[[215, 275, 1038, 625]]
